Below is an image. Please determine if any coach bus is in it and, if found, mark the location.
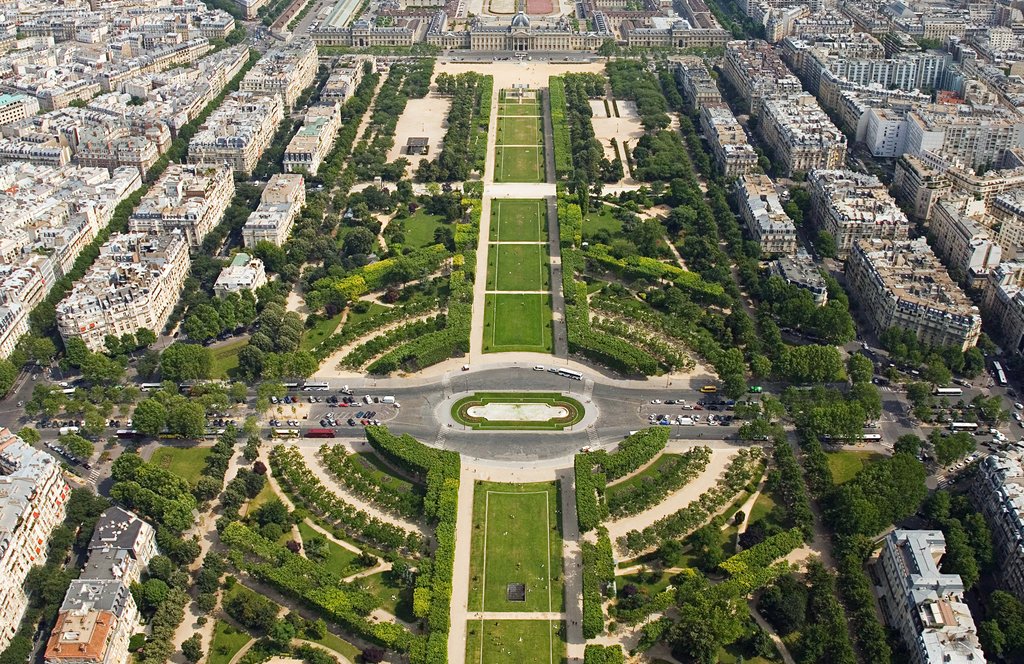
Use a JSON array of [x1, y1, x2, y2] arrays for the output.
[[557, 369, 583, 381], [140, 383, 163, 392], [950, 422, 980, 432], [934, 387, 963, 397], [302, 382, 330, 391], [305, 428, 336, 438], [994, 361, 1008, 387], [115, 429, 141, 439], [821, 433, 883, 443], [282, 382, 300, 390], [272, 428, 300, 438]]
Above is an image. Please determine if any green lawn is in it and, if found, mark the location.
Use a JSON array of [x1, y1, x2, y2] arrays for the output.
[[483, 293, 553, 353], [297, 520, 359, 572], [583, 206, 623, 240], [451, 392, 586, 430], [468, 481, 563, 612], [498, 101, 541, 116], [309, 631, 361, 661], [208, 621, 252, 664], [343, 301, 388, 330], [747, 492, 777, 525], [486, 244, 549, 291], [352, 452, 420, 495], [210, 339, 247, 379], [402, 209, 447, 249], [465, 620, 564, 664], [604, 453, 679, 501], [244, 480, 278, 516], [149, 446, 211, 484], [300, 312, 344, 352], [498, 115, 542, 145], [827, 450, 883, 485], [490, 199, 547, 242], [353, 570, 416, 623], [496, 147, 545, 183]]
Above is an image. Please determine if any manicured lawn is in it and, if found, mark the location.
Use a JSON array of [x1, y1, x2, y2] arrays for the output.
[[402, 209, 447, 249], [483, 293, 553, 353], [498, 115, 542, 145], [451, 392, 586, 430], [299, 312, 344, 352], [210, 339, 247, 379], [244, 480, 278, 516], [353, 570, 416, 623], [150, 446, 211, 484], [747, 491, 777, 525], [310, 631, 361, 662], [468, 481, 563, 612], [604, 453, 679, 501], [297, 520, 359, 572], [465, 620, 564, 664], [343, 302, 388, 330], [583, 206, 623, 240], [827, 450, 883, 485], [486, 244, 549, 291], [496, 147, 545, 183], [498, 101, 541, 116], [352, 452, 420, 495], [208, 620, 252, 664], [490, 199, 546, 242]]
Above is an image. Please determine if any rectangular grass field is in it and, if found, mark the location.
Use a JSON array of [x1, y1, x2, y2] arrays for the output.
[[483, 293, 553, 353], [490, 199, 546, 242], [498, 115, 542, 146], [468, 480, 563, 612], [486, 243, 549, 291], [465, 620, 565, 664], [496, 146, 544, 183], [150, 446, 212, 484], [498, 101, 541, 116]]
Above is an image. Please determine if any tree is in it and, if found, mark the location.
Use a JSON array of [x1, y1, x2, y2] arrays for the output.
[[135, 328, 157, 348], [691, 523, 724, 571], [60, 434, 94, 460], [225, 588, 279, 632], [931, 430, 975, 466], [17, 427, 40, 444], [669, 573, 746, 663], [237, 345, 264, 382], [160, 343, 212, 382], [136, 349, 161, 380], [924, 355, 952, 386], [815, 230, 837, 258], [80, 352, 126, 384], [758, 574, 808, 635], [133, 399, 168, 436], [268, 619, 296, 648], [167, 401, 206, 439], [847, 354, 873, 385], [894, 434, 922, 457], [182, 635, 203, 663], [343, 227, 376, 256], [139, 578, 170, 613]]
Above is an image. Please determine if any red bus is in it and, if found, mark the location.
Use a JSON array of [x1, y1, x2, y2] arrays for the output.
[[305, 428, 336, 438]]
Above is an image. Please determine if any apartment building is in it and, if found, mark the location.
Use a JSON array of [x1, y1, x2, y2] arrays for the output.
[[904, 105, 1024, 172], [45, 505, 159, 664], [0, 431, 69, 651], [808, 169, 910, 258], [974, 450, 1024, 597], [846, 238, 982, 351], [982, 262, 1024, 356], [283, 101, 342, 176], [0, 93, 39, 126], [321, 56, 374, 104], [734, 174, 797, 255], [769, 249, 828, 305], [239, 38, 317, 110], [671, 56, 721, 111], [214, 253, 267, 297], [876, 530, 985, 664], [242, 173, 305, 247], [989, 191, 1024, 256], [56, 233, 190, 353], [0, 303, 28, 360], [188, 91, 284, 176], [128, 164, 234, 246], [722, 40, 803, 116], [929, 198, 1002, 286], [760, 94, 846, 176], [699, 104, 757, 176], [893, 154, 951, 222]]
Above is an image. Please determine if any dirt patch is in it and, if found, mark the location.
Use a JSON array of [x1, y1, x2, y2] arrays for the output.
[[388, 94, 452, 177], [591, 99, 645, 171], [526, 0, 554, 13]]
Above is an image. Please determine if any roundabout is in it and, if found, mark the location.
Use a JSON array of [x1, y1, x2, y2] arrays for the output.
[[450, 391, 586, 430]]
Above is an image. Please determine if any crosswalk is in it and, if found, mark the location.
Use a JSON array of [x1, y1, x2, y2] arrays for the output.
[[585, 425, 599, 448], [435, 425, 448, 450]]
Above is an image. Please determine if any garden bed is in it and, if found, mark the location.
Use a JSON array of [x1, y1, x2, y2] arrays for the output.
[[451, 392, 585, 430]]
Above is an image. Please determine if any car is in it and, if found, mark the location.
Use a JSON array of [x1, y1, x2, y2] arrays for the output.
[[1015, 413, 1023, 423], [693, 405, 703, 411], [356, 411, 365, 418], [1016, 403, 1024, 410], [348, 419, 356, 426], [533, 365, 546, 371], [650, 399, 662, 404]]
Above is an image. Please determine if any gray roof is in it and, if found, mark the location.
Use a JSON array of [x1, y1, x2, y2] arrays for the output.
[[88, 506, 151, 555], [60, 579, 134, 618]]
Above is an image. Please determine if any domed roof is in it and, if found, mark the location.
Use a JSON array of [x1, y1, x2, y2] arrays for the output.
[[511, 11, 530, 27]]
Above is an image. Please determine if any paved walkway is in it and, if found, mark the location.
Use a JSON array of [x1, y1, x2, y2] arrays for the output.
[[468, 81, 501, 363], [447, 463, 476, 664]]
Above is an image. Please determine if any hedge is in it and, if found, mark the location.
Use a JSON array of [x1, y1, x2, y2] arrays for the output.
[[549, 76, 572, 179], [319, 443, 424, 519], [769, 439, 814, 541], [597, 427, 669, 480], [581, 527, 615, 638], [583, 645, 625, 664], [341, 316, 444, 369], [717, 528, 803, 593], [605, 446, 710, 518], [575, 452, 605, 533]]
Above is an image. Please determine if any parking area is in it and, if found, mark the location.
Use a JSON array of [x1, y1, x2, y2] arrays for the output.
[[638, 395, 747, 430], [269, 390, 402, 431]]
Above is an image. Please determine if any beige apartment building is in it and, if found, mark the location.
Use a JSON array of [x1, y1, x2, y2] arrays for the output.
[[129, 164, 235, 246], [283, 101, 342, 176], [700, 104, 757, 177], [242, 173, 305, 247], [982, 262, 1024, 356], [761, 94, 847, 176], [188, 91, 284, 176], [239, 38, 317, 110], [974, 451, 1024, 599], [734, 173, 797, 254], [808, 169, 910, 258], [846, 238, 982, 351], [929, 197, 1002, 286], [0, 432, 69, 651], [56, 233, 190, 352]]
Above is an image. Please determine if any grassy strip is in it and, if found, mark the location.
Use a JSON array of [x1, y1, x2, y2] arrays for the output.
[[450, 392, 585, 430]]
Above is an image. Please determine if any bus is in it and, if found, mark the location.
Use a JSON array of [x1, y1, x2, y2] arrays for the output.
[[950, 422, 979, 432], [115, 429, 141, 439], [861, 433, 882, 442], [305, 428, 336, 438], [994, 361, 1008, 387], [934, 387, 963, 397], [302, 382, 330, 391], [700, 385, 718, 394], [821, 433, 883, 443], [140, 383, 163, 392], [272, 428, 300, 438], [557, 369, 583, 381], [282, 382, 301, 390], [60, 388, 76, 395]]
